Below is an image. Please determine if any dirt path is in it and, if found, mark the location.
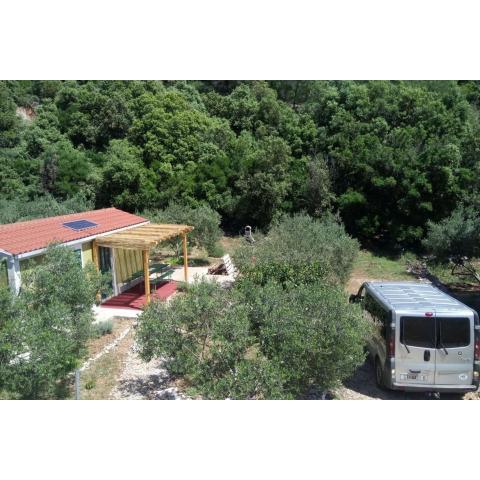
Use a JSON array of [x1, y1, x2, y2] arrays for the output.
[[110, 342, 185, 400]]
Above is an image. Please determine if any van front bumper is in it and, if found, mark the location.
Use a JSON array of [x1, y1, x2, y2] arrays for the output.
[[391, 382, 478, 393]]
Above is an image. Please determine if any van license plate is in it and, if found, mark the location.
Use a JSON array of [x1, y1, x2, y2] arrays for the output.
[[406, 374, 417, 380]]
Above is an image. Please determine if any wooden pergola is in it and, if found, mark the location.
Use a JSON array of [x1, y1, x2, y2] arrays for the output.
[[92, 223, 193, 304]]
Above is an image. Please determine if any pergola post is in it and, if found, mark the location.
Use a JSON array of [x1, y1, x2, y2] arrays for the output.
[[143, 249, 150, 304], [92, 240, 101, 303], [92, 240, 100, 271], [182, 233, 188, 284]]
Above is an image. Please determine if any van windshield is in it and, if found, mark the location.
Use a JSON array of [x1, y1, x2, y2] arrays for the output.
[[400, 316, 436, 348], [438, 317, 470, 348]]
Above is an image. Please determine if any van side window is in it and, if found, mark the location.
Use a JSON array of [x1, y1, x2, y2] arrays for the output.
[[364, 293, 388, 339]]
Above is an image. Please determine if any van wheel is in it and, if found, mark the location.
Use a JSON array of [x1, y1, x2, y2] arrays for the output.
[[375, 358, 385, 389]]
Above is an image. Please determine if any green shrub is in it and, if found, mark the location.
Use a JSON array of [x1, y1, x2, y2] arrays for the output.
[[243, 281, 373, 396], [207, 242, 224, 258], [0, 245, 98, 399], [136, 276, 371, 399], [136, 280, 283, 399], [234, 213, 359, 287], [193, 357, 285, 400], [92, 320, 113, 338], [85, 378, 96, 390], [137, 281, 250, 379], [143, 202, 223, 257], [423, 205, 480, 260], [0, 192, 94, 225], [136, 214, 366, 399], [166, 256, 210, 267]]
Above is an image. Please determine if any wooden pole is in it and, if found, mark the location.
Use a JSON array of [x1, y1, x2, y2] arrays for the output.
[[92, 240, 101, 303], [92, 240, 100, 271], [143, 249, 150, 305], [182, 233, 188, 284]]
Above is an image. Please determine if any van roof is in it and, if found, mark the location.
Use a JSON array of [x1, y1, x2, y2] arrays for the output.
[[365, 281, 475, 315]]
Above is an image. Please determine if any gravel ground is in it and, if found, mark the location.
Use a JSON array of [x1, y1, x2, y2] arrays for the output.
[[336, 360, 478, 400], [110, 343, 186, 400]]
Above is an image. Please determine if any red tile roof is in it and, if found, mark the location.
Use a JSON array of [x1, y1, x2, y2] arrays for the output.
[[0, 208, 148, 256]]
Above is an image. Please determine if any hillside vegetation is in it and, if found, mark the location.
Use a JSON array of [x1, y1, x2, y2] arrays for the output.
[[2, 80, 480, 250]]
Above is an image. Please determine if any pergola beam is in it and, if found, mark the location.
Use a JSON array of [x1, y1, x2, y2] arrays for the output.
[[96, 224, 193, 249], [94, 239, 155, 250], [135, 224, 192, 230]]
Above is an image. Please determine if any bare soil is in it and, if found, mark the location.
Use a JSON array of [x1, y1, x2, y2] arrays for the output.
[[79, 329, 135, 400], [110, 343, 185, 400], [87, 317, 133, 357], [74, 318, 135, 400]]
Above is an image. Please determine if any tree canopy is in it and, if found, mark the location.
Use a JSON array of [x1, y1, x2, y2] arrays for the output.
[[2, 80, 480, 249], [0, 245, 101, 399]]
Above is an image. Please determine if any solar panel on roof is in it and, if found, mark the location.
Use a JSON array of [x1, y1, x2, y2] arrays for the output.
[[63, 220, 98, 231]]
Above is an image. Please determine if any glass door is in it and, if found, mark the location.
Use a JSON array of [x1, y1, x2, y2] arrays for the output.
[[99, 246, 113, 299]]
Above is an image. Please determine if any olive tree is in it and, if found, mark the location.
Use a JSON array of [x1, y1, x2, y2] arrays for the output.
[[136, 280, 283, 399], [242, 281, 373, 396], [423, 205, 480, 260], [0, 244, 101, 399], [136, 277, 371, 399], [234, 213, 359, 287]]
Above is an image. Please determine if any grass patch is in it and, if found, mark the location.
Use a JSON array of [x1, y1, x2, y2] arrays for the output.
[[220, 235, 243, 256], [87, 318, 131, 358], [164, 256, 211, 267], [427, 262, 461, 285], [427, 258, 480, 287], [74, 328, 134, 400], [353, 250, 414, 281], [68, 318, 134, 400], [91, 319, 113, 338]]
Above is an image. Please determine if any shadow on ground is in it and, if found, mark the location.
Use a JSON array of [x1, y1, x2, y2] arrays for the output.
[[115, 373, 179, 400], [341, 360, 465, 400]]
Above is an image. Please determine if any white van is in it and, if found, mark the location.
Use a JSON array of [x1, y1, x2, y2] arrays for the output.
[[351, 282, 480, 393]]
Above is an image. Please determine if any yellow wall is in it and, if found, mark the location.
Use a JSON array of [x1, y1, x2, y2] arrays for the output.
[[82, 241, 93, 267], [114, 248, 143, 284]]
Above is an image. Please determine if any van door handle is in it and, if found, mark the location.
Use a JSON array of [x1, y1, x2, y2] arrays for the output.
[[424, 350, 431, 361]]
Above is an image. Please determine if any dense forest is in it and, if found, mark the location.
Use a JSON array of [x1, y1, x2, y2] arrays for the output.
[[1, 80, 480, 249]]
